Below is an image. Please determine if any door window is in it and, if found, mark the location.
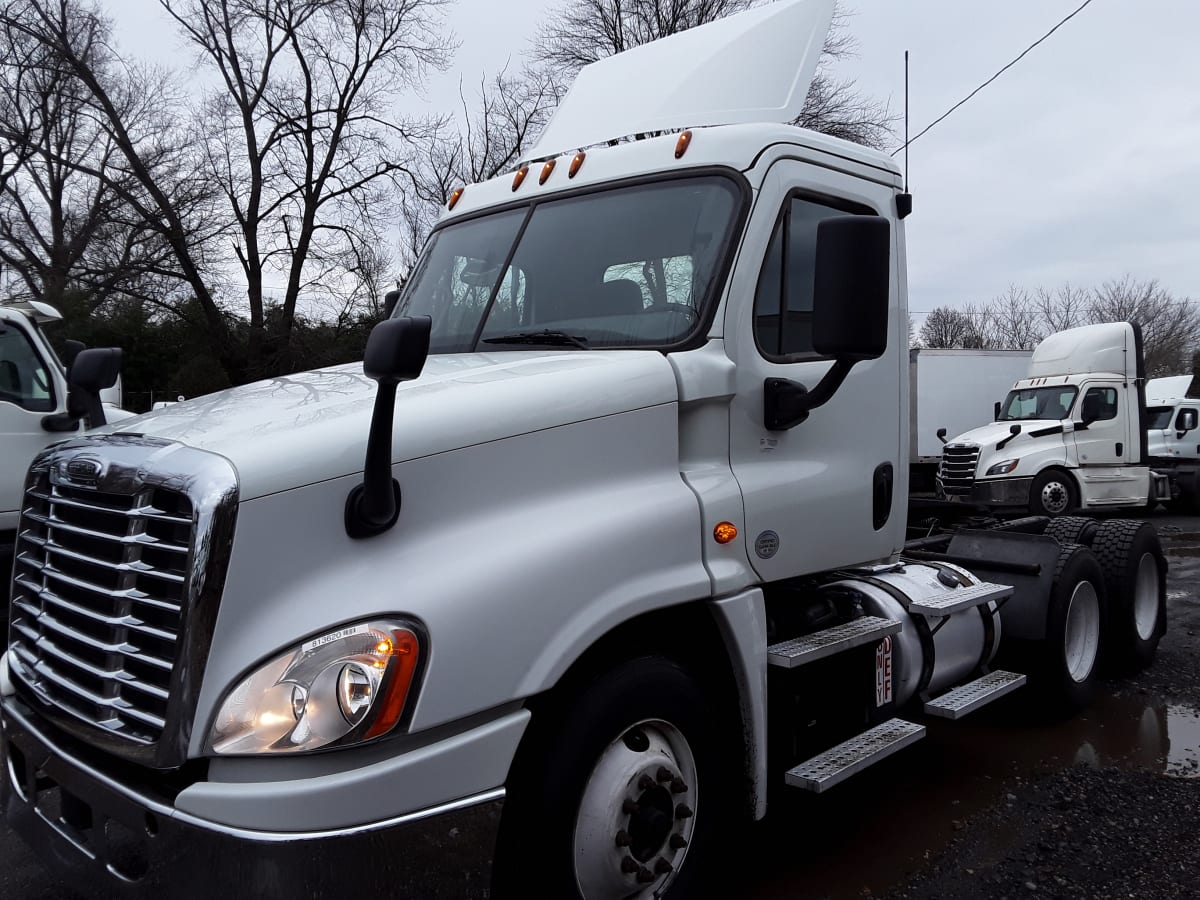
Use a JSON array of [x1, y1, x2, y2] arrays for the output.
[[0, 324, 55, 412], [753, 195, 876, 361], [1080, 387, 1118, 423]]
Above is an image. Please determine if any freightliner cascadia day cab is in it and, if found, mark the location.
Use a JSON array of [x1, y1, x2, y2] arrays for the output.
[[0, 3, 1169, 898], [1144, 375, 1200, 510], [935, 321, 1169, 517], [0, 300, 127, 605]]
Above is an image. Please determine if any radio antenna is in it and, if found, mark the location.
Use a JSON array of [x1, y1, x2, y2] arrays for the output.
[[904, 50, 910, 192]]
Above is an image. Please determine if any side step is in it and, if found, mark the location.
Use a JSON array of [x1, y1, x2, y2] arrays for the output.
[[923, 670, 1027, 720], [907, 580, 1012, 617], [768, 616, 901, 669], [785, 719, 925, 793]]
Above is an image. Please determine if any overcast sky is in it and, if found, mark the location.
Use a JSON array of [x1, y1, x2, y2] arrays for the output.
[[110, 0, 1200, 319]]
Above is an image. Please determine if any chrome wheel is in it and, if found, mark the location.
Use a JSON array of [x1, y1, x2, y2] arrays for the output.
[[1063, 580, 1101, 683], [1133, 552, 1159, 641], [1041, 479, 1071, 515], [573, 719, 698, 900]]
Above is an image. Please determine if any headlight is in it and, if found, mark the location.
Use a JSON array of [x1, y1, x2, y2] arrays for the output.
[[210, 620, 421, 755], [986, 459, 1019, 476]]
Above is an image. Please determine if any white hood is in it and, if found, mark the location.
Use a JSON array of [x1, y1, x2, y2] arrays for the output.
[[103, 351, 679, 500], [949, 419, 1064, 450]]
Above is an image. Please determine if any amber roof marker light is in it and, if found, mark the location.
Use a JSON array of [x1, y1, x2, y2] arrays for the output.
[[448, 186, 465, 210], [512, 165, 529, 191], [674, 130, 693, 159], [568, 151, 586, 178], [539, 159, 556, 184]]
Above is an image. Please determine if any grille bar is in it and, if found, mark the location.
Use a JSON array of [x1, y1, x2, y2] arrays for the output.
[[9, 473, 192, 744], [937, 445, 980, 497]]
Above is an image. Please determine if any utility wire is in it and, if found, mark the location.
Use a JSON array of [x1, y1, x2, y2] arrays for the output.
[[891, 0, 1099, 157]]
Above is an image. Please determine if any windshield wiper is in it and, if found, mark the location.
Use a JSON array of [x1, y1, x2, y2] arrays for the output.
[[481, 330, 589, 349]]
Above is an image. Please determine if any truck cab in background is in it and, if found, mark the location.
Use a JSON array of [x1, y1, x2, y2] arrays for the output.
[[0, 300, 129, 601], [1146, 375, 1200, 510], [937, 322, 1156, 516]]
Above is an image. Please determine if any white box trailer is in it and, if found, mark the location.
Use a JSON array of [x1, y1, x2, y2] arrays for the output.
[[909, 348, 1033, 491]]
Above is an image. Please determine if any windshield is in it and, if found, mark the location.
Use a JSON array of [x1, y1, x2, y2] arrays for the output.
[[396, 176, 743, 353], [998, 386, 1078, 422], [1147, 406, 1173, 430]]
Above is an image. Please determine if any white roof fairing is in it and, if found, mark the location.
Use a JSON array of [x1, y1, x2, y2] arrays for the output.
[[528, 0, 836, 160]]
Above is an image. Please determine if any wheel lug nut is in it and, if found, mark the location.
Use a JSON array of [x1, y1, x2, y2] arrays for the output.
[[636, 867, 656, 884], [670, 777, 688, 794], [655, 857, 674, 875], [638, 774, 655, 790], [669, 834, 688, 850], [656, 767, 674, 783], [621, 856, 640, 874], [623, 799, 640, 815], [675, 803, 694, 819], [615, 830, 632, 847]]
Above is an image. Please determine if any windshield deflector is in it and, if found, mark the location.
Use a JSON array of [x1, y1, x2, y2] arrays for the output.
[[396, 176, 743, 354], [998, 386, 1079, 422]]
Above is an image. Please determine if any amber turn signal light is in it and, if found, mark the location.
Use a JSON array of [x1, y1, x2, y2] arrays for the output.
[[674, 130, 693, 159], [713, 522, 738, 544]]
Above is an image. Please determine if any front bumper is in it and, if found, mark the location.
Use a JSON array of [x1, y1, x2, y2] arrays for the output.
[[1, 698, 502, 899], [954, 476, 1033, 508]]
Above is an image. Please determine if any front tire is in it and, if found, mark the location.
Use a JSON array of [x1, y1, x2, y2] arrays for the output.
[[494, 657, 732, 900], [1030, 468, 1078, 518]]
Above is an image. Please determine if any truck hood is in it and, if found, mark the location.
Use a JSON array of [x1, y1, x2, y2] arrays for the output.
[[949, 420, 1063, 453], [102, 351, 680, 500]]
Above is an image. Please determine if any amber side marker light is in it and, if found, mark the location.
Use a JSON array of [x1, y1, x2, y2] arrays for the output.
[[364, 628, 421, 739], [539, 159, 556, 184], [512, 166, 529, 191], [568, 151, 586, 178], [448, 186, 465, 210], [675, 130, 693, 159], [714, 522, 738, 544]]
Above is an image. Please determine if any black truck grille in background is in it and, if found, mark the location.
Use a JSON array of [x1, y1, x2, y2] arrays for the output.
[[938, 444, 980, 496], [8, 474, 193, 744]]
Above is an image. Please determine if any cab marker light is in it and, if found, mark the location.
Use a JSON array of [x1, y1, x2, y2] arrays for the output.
[[569, 151, 586, 178], [539, 159, 556, 184], [512, 166, 529, 191], [675, 130, 693, 159]]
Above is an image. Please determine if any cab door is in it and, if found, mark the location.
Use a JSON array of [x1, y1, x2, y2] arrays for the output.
[[1072, 381, 1128, 466], [1167, 406, 1200, 459], [725, 158, 903, 581], [0, 318, 71, 528]]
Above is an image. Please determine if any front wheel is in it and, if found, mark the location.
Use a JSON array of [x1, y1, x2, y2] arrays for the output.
[[1030, 469, 1078, 518], [494, 657, 732, 900]]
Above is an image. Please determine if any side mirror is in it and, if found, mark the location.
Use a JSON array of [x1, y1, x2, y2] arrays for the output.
[[936, 427, 948, 444], [345, 317, 432, 539], [43, 347, 122, 431], [382, 288, 402, 319], [764, 217, 891, 431]]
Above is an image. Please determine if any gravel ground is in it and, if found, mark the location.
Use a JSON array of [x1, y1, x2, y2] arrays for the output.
[[883, 513, 1200, 900]]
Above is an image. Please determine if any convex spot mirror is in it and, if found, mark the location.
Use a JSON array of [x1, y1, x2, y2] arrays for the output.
[[811, 216, 891, 361]]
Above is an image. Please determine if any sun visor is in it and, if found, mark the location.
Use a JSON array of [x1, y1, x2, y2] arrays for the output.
[[1146, 375, 1194, 403], [527, 0, 835, 160]]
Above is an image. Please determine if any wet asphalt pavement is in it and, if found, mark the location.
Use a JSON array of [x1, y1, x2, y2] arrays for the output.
[[3, 510, 1198, 899]]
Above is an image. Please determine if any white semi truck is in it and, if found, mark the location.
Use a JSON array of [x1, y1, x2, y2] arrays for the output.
[[0, 300, 128, 604], [0, 4, 1168, 899], [935, 322, 1197, 516], [1145, 375, 1200, 510]]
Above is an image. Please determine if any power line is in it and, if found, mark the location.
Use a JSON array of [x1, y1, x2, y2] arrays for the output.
[[891, 0, 1099, 157]]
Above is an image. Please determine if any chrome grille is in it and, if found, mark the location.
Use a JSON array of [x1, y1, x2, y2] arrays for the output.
[[9, 475, 193, 743], [937, 444, 980, 496]]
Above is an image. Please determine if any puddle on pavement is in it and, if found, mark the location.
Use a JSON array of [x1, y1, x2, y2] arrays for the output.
[[743, 690, 1200, 899]]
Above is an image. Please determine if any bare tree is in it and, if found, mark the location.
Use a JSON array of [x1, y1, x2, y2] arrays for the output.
[[1035, 282, 1088, 335], [0, 3, 178, 311], [917, 304, 989, 349], [984, 286, 1042, 349], [159, 0, 453, 375], [530, 0, 894, 149], [1088, 276, 1200, 376]]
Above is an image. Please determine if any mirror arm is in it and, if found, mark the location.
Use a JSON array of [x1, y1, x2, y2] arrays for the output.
[[345, 383, 403, 538], [764, 358, 854, 431]]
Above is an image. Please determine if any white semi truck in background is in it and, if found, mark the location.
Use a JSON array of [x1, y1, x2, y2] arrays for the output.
[[935, 322, 1198, 516], [0, 4, 1168, 899], [0, 300, 127, 604], [1145, 375, 1200, 510]]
